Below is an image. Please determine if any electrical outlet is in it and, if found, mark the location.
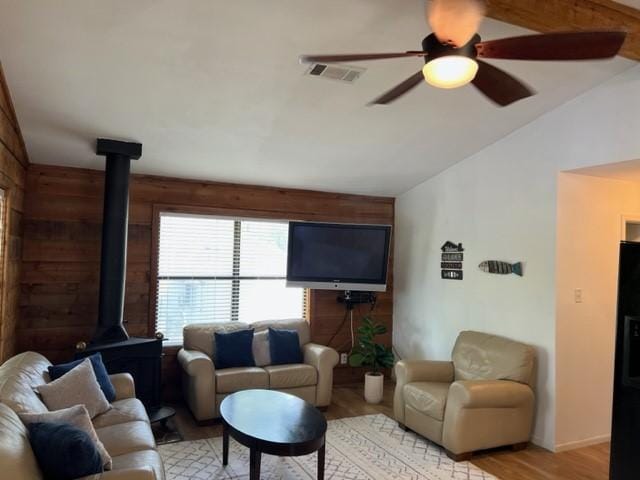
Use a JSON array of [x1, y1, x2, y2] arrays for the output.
[[574, 288, 583, 303], [340, 353, 348, 365]]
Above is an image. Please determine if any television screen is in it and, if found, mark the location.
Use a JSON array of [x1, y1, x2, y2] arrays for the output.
[[286, 222, 391, 291]]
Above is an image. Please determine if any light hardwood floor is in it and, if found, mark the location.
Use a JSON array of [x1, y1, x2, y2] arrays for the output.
[[170, 383, 610, 480]]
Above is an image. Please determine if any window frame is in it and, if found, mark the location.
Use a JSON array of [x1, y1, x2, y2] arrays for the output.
[[148, 204, 308, 342]]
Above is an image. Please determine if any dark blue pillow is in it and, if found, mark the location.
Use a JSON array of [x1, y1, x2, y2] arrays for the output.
[[48, 353, 116, 402], [28, 422, 103, 480], [214, 329, 256, 369], [269, 328, 303, 365]]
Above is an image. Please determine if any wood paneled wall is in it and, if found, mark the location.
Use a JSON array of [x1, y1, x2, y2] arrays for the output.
[[20, 164, 394, 391], [485, 0, 640, 61], [0, 64, 28, 363]]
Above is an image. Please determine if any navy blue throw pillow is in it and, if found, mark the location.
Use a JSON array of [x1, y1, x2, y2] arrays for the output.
[[269, 328, 303, 365], [214, 329, 256, 369], [48, 353, 116, 402], [28, 422, 103, 480]]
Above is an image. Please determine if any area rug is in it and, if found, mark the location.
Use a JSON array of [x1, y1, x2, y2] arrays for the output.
[[158, 414, 498, 480]]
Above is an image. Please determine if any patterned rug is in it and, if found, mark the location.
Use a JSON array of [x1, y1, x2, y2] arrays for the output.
[[159, 414, 497, 480]]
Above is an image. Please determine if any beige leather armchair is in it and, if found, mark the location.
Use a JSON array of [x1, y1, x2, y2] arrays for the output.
[[394, 331, 536, 461]]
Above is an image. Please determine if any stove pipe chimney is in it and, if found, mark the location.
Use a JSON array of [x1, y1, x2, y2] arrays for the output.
[[92, 138, 142, 345]]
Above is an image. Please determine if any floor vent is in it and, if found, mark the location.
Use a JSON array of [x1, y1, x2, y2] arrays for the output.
[[306, 63, 365, 83]]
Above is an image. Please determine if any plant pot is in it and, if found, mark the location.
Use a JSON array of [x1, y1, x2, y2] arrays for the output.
[[364, 372, 384, 404]]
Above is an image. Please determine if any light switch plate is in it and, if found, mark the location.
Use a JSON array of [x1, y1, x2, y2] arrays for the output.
[[340, 353, 348, 365]]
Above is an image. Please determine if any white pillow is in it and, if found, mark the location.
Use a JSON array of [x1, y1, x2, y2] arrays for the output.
[[253, 330, 271, 367], [20, 404, 112, 470], [36, 358, 110, 418]]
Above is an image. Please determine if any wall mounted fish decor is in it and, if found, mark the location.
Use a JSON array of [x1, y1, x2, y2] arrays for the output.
[[479, 261, 523, 276]]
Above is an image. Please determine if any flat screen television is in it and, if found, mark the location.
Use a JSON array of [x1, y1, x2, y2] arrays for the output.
[[286, 221, 392, 292]]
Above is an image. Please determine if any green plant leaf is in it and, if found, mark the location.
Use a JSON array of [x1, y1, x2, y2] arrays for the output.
[[348, 353, 365, 367]]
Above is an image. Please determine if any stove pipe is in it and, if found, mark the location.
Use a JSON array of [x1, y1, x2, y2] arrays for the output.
[[92, 138, 142, 345]]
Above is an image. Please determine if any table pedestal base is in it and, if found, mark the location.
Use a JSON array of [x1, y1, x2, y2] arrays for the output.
[[222, 421, 325, 480]]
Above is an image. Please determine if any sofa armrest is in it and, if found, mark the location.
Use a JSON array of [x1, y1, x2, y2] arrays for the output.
[[442, 380, 535, 455], [178, 348, 216, 421], [178, 349, 215, 377], [303, 343, 339, 407], [447, 380, 534, 409], [78, 466, 157, 480], [393, 360, 454, 424], [394, 360, 454, 384], [109, 373, 136, 401]]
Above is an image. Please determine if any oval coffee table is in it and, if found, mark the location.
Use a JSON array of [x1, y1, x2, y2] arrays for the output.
[[220, 389, 327, 479]]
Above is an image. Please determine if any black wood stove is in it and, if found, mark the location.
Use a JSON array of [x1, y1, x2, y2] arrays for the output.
[[75, 139, 163, 411], [76, 337, 162, 410]]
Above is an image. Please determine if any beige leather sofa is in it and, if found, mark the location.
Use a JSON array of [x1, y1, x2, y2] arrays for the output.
[[394, 331, 536, 461], [178, 318, 339, 421], [0, 351, 164, 480]]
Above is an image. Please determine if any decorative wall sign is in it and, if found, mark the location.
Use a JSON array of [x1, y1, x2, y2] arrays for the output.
[[478, 260, 524, 277], [441, 241, 464, 252], [441, 262, 462, 269], [442, 270, 463, 280], [441, 241, 464, 280]]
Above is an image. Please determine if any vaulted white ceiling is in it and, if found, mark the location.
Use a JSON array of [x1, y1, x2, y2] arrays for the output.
[[0, 0, 635, 196], [617, 0, 640, 8]]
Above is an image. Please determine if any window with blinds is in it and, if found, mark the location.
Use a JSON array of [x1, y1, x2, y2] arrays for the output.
[[155, 212, 305, 345]]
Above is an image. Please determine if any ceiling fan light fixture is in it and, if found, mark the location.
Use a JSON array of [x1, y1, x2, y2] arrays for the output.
[[422, 55, 479, 89]]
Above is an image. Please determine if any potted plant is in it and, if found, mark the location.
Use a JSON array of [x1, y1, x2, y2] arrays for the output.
[[348, 315, 395, 404]]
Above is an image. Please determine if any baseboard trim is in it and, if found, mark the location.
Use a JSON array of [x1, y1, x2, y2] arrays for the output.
[[555, 434, 611, 452]]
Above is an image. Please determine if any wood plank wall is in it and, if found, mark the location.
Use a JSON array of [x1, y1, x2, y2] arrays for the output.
[[20, 164, 394, 394], [485, 0, 640, 61], [0, 63, 28, 363]]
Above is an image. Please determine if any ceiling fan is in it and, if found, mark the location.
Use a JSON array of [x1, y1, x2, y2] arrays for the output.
[[299, 0, 627, 107]]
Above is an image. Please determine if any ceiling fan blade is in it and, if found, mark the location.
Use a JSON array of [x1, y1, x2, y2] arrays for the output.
[[369, 71, 424, 105], [476, 31, 627, 60], [428, 0, 486, 47], [472, 60, 535, 106], [299, 52, 427, 64]]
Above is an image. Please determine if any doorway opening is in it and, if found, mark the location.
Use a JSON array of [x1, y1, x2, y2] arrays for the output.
[[621, 215, 640, 242]]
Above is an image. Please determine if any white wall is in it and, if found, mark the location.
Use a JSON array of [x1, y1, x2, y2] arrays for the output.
[[393, 64, 640, 451], [555, 173, 640, 451]]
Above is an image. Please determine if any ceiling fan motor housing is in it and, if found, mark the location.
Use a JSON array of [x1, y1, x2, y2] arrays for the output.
[[422, 33, 481, 63]]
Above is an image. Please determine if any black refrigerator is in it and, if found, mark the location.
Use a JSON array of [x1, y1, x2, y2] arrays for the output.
[[610, 241, 640, 480]]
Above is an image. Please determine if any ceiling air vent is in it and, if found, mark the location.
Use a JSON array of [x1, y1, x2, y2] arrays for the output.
[[306, 63, 365, 83]]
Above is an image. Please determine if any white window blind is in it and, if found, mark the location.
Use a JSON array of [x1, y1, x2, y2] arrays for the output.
[[155, 213, 305, 345]]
